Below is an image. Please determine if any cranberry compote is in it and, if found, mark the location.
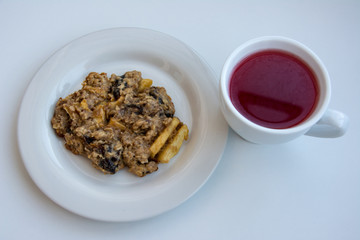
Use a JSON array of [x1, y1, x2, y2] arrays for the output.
[[229, 50, 319, 129]]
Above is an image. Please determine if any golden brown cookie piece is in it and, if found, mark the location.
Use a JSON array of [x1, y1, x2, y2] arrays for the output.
[[51, 71, 188, 177]]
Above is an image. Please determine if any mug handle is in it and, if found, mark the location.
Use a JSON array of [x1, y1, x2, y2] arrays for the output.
[[305, 109, 349, 138]]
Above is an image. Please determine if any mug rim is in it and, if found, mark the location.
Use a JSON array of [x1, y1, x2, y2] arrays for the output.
[[220, 36, 331, 135]]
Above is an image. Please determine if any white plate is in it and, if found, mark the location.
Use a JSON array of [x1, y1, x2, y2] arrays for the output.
[[17, 28, 228, 222]]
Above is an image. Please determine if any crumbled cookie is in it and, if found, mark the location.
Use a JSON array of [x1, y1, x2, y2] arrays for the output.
[[51, 71, 185, 177]]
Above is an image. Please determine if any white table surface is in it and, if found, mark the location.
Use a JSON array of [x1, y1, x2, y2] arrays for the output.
[[1, 1, 359, 239]]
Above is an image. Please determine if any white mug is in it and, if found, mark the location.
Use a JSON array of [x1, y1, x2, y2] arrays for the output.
[[219, 36, 349, 144]]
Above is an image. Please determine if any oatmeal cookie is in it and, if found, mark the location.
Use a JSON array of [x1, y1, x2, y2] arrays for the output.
[[51, 71, 187, 177]]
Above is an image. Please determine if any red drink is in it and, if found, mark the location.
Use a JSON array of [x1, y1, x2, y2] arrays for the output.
[[229, 50, 319, 129]]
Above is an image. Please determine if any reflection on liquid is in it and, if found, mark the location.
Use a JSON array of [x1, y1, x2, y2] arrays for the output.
[[237, 92, 305, 128]]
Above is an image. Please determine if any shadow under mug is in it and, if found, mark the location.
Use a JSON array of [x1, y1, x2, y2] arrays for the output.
[[219, 36, 349, 144]]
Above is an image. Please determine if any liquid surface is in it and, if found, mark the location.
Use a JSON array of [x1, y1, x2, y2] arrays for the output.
[[230, 50, 318, 129]]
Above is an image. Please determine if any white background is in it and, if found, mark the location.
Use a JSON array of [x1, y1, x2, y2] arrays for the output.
[[1, 1, 359, 239]]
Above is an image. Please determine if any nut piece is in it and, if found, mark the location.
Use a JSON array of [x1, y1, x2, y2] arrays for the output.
[[138, 78, 153, 92]]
